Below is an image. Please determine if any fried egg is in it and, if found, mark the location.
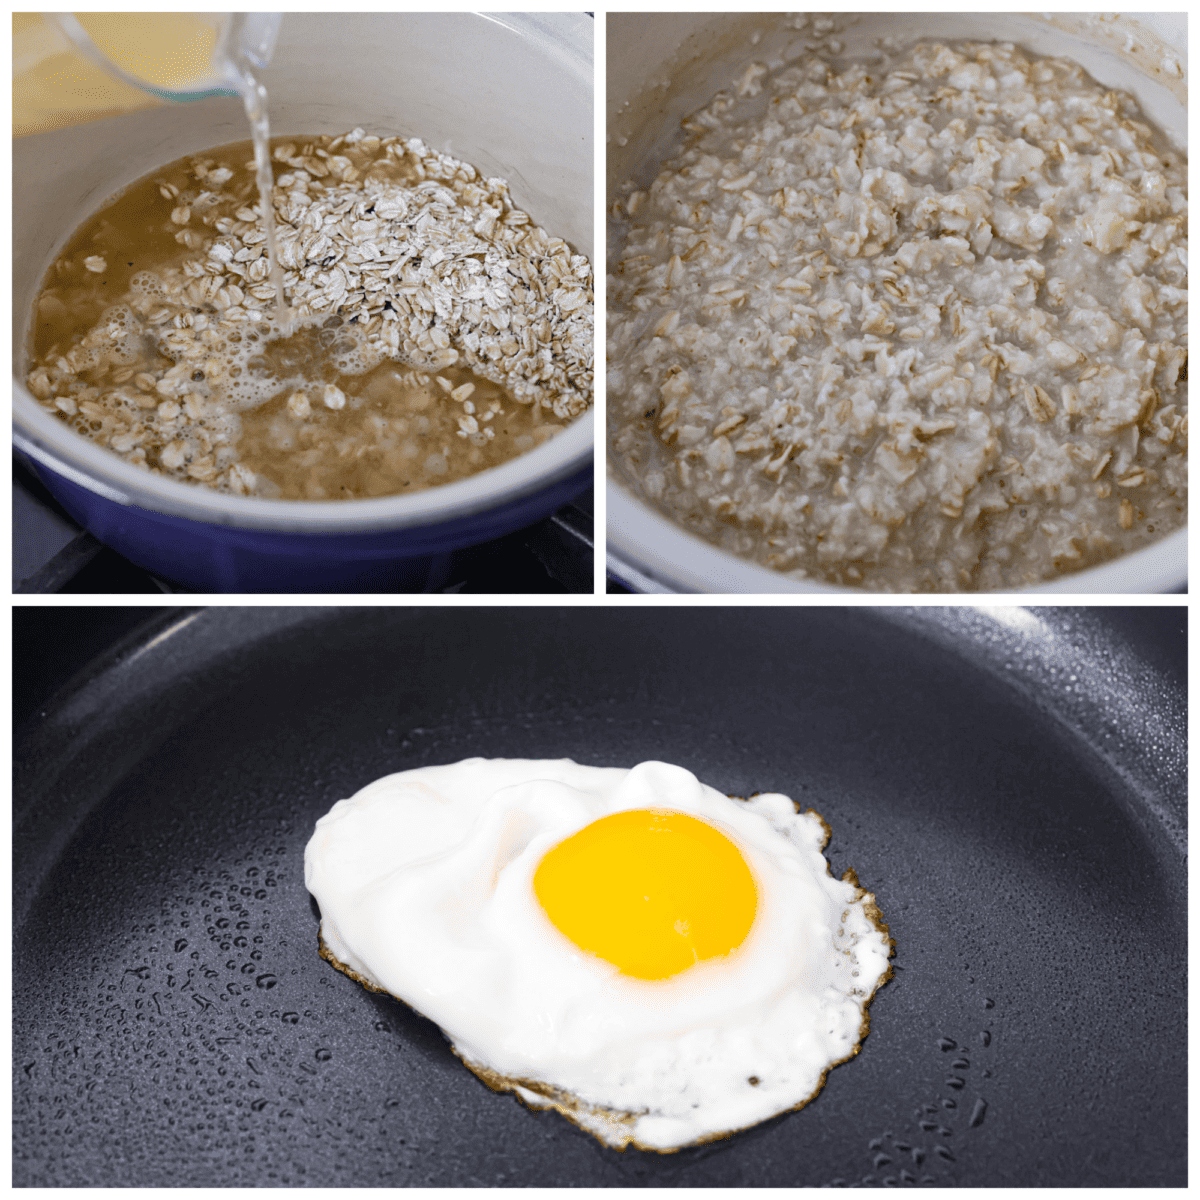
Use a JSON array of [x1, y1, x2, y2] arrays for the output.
[[304, 759, 893, 1150]]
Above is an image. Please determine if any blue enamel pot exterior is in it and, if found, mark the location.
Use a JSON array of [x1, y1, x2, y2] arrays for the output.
[[25, 453, 592, 592]]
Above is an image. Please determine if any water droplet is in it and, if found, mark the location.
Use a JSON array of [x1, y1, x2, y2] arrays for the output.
[[315, 1048, 332, 1062], [983, 997, 995, 1009], [951, 1058, 970, 1070], [937, 1037, 957, 1051], [255, 974, 277, 989], [282, 1012, 299, 1024], [969, 1098, 988, 1128], [946, 1076, 965, 1090], [251, 1097, 268, 1112], [979, 1030, 991, 1047], [175, 939, 188, 952], [935, 1147, 955, 1163], [941, 1098, 956, 1109], [384, 1097, 401, 1109]]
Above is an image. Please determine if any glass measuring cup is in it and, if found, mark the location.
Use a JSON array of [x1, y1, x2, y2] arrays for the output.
[[14, 13, 280, 135]]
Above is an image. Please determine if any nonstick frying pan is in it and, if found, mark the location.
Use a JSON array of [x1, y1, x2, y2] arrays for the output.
[[13, 606, 1186, 1186]]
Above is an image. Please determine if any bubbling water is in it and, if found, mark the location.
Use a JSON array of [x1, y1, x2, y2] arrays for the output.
[[194, 309, 383, 411]]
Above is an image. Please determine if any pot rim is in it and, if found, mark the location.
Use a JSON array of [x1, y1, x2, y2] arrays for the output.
[[607, 482, 1187, 595], [14, 396, 593, 532]]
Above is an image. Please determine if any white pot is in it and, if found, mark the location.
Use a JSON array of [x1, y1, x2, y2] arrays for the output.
[[607, 12, 1186, 594], [13, 12, 593, 591]]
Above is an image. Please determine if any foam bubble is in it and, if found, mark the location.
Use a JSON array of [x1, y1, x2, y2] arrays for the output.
[[329, 329, 385, 376], [101, 304, 134, 330], [129, 271, 166, 298]]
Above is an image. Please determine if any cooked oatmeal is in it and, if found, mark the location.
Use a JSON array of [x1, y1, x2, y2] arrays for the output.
[[27, 128, 593, 499], [608, 39, 1187, 591]]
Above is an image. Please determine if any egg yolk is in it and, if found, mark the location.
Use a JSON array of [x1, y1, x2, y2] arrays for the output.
[[532, 808, 758, 980]]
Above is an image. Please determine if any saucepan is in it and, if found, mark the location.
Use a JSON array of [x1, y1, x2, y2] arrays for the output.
[[12, 12, 593, 592], [606, 12, 1187, 593]]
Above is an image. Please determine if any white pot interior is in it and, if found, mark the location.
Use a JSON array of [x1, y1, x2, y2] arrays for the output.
[[606, 12, 1187, 593], [14, 11, 594, 531]]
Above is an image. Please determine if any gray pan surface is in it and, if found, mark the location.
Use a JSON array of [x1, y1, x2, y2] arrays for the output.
[[13, 606, 1186, 1186]]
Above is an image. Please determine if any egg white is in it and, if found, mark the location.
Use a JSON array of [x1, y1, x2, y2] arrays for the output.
[[304, 758, 893, 1150]]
